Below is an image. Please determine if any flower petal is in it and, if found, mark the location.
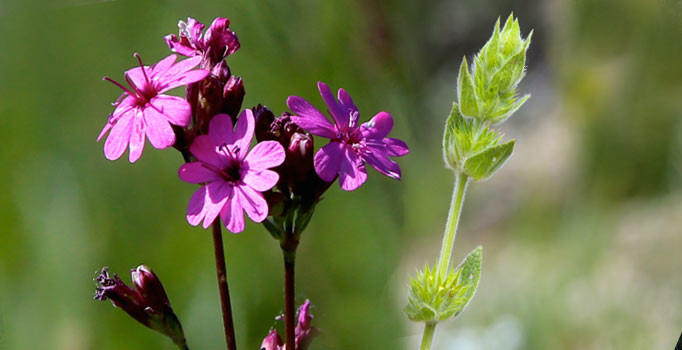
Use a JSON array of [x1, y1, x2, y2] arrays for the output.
[[103, 111, 134, 161], [208, 113, 235, 146], [244, 141, 285, 170], [318, 82, 348, 127], [383, 137, 410, 157], [362, 147, 401, 179], [232, 109, 255, 159], [127, 116, 146, 162], [161, 69, 209, 92], [313, 141, 345, 182], [150, 54, 178, 77], [178, 162, 222, 184], [186, 185, 208, 226], [242, 169, 279, 192], [190, 135, 224, 168], [160, 55, 202, 80], [201, 181, 231, 228], [220, 192, 245, 233], [148, 95, 192, 126], [144, 107, 175, 149], [360, 111, 393, 139], [236, 185, 269, 223], [338, 88, 359, 127], [338, 149, 368, 191], [287, 96, 335, 138]]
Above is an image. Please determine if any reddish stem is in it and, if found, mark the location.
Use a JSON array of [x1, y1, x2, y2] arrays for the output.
[[212, 219, 237, 350]]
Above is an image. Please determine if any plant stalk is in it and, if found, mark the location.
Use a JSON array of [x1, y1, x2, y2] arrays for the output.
[[211, 219, 237, 350], [283, 249, 297, 350], [436, 171, 470, 279], [420, 322, 437, 350]]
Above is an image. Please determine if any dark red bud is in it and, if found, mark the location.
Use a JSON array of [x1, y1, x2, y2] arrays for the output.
[[253, 105, 277, 142], [223, 76, 244, 120]]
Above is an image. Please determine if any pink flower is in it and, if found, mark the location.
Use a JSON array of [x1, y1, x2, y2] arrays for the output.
[[287, 82, 410, 191], [260, 300, 317, 350], [179, 111, 285, 233], [98, 54, 209, 162], [165, 17, 240, 64]]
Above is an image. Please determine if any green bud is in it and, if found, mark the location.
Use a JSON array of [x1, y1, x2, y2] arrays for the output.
[[457, 13, 532, 124], [405, 246, 482, 323]]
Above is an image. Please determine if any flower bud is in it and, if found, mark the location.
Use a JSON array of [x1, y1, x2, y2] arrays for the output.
[[95, 266, 187, 348], [457, 14, 531, 124], [260, 329, 284, 350], [254, 104, 277, 142], [223, 75, 245, 121]]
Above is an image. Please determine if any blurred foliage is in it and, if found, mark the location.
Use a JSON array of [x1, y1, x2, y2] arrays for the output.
[[0, 0, 680, 349]]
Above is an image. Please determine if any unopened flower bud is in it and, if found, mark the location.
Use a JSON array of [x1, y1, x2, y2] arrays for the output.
[[223, 75, 245, 120], [260, 329, 284, 350], [95, 266, 187, 348], [254, 104, 277, 142]]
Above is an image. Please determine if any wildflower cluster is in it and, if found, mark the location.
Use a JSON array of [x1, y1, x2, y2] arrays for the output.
[[93, 15, 409, 350]]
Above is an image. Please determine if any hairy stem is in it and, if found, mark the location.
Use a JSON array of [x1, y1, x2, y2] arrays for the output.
[[436, 172, 470, 279], [211, 219, 237, 350], [420, 322, 437, 350]]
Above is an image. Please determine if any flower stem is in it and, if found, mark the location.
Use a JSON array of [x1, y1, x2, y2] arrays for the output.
[[211, 219, 237, 350], [281, 221, 300, 350], [283, 249, 297, 350], [436, 171, 470, 279], [420, 322, 437, 350]]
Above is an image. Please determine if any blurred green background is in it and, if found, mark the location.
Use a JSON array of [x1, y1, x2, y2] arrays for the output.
[[0, 0, 680, 349]]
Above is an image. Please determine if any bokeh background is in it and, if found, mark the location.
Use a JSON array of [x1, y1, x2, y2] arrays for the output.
[[0, 0, 681, 349]]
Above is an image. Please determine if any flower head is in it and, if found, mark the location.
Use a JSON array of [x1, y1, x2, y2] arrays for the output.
[[94, 266, 187, 347], [98, 54, 209, 162], [165, 17, 240, 65], [287, 82, 409, 191], [179, 111, 285, 233]]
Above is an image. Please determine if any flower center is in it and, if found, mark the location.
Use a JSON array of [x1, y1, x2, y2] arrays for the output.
[[220, 162, 242, 182]]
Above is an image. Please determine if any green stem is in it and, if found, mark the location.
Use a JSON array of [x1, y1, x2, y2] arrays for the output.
[[420, 322, 437, 350], [436, 171, 470, 279]]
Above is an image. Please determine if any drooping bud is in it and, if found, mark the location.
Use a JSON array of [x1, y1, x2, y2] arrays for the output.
[[457, 13, 532, 124], [95, 266, 187, 349], [405, 247, 482, 323]]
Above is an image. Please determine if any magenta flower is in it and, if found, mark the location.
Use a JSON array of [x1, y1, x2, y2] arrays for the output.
[[287, 82, 410, 191], [98, 54, 209, 162], [260, 300, 317, 350], [165, 17, 240, 63], [179, 111, 285, 233]]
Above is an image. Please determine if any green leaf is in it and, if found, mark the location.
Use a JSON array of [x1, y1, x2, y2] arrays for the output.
[[463, 140, 515, 181], [404, 246, 484, 323], [446, 246, 483, 319], [457, 57, 480, 118], [492, 48, 526, 92], [489, 94, 530, 124]]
